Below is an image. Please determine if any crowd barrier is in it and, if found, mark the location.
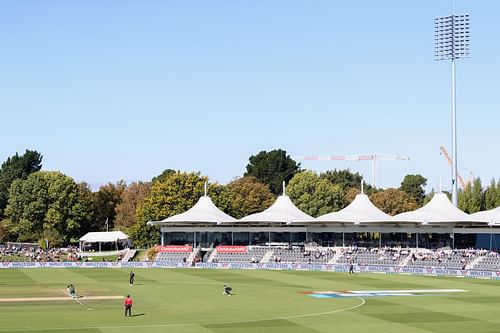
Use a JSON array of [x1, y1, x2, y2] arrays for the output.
[[1, 261, 499, 279]]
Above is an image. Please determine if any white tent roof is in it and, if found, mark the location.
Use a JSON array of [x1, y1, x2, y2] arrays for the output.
[[149, 196, 237, 225], [79, 231, 129, 243], [471, 206, 500, 225], [238, 195, 313, 224], [315, 194, 390, 224], [392, 192, 477, 224]]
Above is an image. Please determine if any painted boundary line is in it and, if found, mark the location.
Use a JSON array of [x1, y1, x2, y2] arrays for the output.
[[0, 297, 366, 332]]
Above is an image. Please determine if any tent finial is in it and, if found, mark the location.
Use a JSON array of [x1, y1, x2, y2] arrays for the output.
[[204, 182, 207, 196], [361, 180, 364, 194], [283, 181, 286, 196]]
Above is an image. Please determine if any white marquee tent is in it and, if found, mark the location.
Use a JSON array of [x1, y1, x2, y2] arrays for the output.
[[471, 206, 500, 226], [148, 195, 237, 226], [79, 231, 130, 252], [392, 192, 481, 225], [315, 193, 390, 224], [238, 195, 313, 224]]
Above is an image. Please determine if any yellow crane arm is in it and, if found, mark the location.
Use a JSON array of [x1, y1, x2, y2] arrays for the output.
[[439, 146, 467, 189]]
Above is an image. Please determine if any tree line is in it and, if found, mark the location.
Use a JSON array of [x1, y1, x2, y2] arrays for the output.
[[1, 149, 499, 248]]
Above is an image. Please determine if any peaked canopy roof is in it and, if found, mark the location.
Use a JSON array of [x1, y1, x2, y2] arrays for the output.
[[148, 196, 237, 225], [238, 195, 313, 224], [315, 194, 390, 224], [392, 192, 477, 224], [79, 231, 129, 243], [471, 206, 500, 225]]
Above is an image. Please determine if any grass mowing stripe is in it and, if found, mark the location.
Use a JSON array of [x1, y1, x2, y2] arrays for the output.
[[0, 297, 365, 332]]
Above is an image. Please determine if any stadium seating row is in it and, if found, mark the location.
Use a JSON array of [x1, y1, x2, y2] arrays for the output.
[[155, 246, 500, 271]]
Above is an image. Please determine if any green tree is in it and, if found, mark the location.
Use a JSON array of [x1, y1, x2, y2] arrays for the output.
[[370, 188, 418, 215], [484, 178, 499, 210], [319, 169, 375, 208], [93, 181, 126, 231], [225, 176, 274, 219], [320, 169, 372, 193], [209, 182, 233, 217], [497, 179, 500, 207], [151, 169, 176, 183], [115, 182, 151, 228], [5, 171, 89, 246], [0, 219, 14, 242], [0, 150, 42, 217], [458, 178, 484, 213], [287, 171, 344, 217], [244, 149, 300, 196], [74, 182, 96, 235], [133, 172, 209, 247], [400, 174, 427, 206]]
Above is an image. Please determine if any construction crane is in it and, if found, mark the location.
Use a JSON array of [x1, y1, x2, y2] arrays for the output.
[[294, 153, 409, 188], [439, 146, 474, 189]]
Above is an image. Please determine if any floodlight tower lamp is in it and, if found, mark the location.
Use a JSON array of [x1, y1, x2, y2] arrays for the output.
[[434, 13, 469, 207]]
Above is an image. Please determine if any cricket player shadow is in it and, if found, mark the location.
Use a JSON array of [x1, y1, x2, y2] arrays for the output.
[[131, 313, 145, 317]]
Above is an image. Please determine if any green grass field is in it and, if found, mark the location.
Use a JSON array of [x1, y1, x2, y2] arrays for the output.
[[1, 268, 499, 333]]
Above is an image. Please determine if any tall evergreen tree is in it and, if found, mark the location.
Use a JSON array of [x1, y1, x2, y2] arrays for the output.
[[458, 178, 484, 213], [0, 150, 42, 217], [484, 178, 498, 210], [400, 174, 427, 206], [244, 149, 300, 196]]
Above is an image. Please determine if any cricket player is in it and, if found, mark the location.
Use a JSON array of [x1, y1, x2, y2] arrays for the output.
[[67, 284, 76, 298], [223, 285, 233, 296]]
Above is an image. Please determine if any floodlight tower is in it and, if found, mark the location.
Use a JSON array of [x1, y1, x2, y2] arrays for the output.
[[435, 13, 470, 207]]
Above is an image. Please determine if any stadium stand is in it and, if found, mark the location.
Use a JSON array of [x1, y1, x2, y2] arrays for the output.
[[405, 249, 487, 269], [155, 252, 190, 263], [269, 247, 335, 264], [210, 246, 269, 263], [468, 251, 499, 271], [197, 245, 500, 269], [335, 247, 409, 266]]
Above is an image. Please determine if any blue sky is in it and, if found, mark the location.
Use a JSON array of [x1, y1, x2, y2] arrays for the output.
[[1, 1, 499, 192]]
